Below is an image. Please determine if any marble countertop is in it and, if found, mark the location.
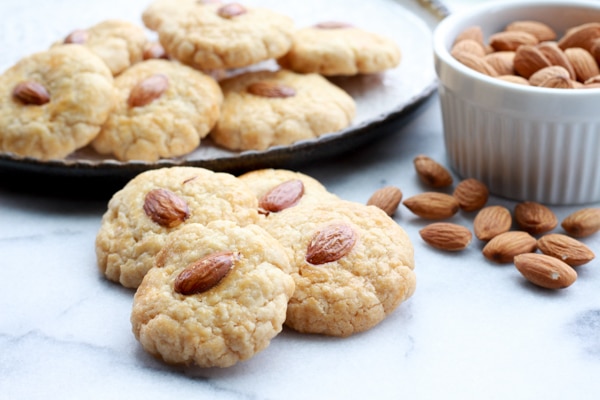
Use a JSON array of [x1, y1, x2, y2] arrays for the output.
[[2, 1, 600, 399]]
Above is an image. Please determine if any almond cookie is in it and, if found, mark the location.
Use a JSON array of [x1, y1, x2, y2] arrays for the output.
[[156, 2, 294, 70], [210, 69, 356, 151], [142, 0, 222, 31], [95, 166, 259, 289], [131, 220, 295, 367], [58, 19, 149, 76], [238, 168, 339, 214], [259, 200, 416, 337], [91, 59, 223, 161], [277, 22, 402, 76], [0, 45, 114, 160]]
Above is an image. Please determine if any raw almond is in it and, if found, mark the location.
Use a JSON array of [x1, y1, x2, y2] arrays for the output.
[[536, 41, 576, 80], [564, 47, 600, 82], [505, 20, 557, 42], [558, 22, 600, 52], [247, 81, 296, 98], [367, 185, 403, 216], [143, 188, 190, 228], [473, 205, 512, 241], [482, 231, 537, 263], [452, 178, 489, 212], [12, 81, 50, 105], [419, 222, 472, 251], [514, 201, 558, 235], [484, 51, 516, 76], [561, 207, 600, 237], [306, 223, 357, 265], [403, 192, 460, 220], [489, 31, 539, 52], [537, 233, 595, 267], [590, 38, 600, 64], [64, 29, 88, 44], [259, 179, 304, 213], [514, 253, 577, 289], [538, 75, 578, 89], [413, 154, 453, 188], [529, 65, 570, 86], [452, 51, 499, 77], [454, 25, 485, 47], [174, 251, 239, 295], [513, 44, 552, 78], [128, 73, 169, 107], [217, 2, 247, 18], [451, 39, 487, 58]]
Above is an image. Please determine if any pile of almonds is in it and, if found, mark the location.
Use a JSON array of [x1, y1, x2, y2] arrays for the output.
[[366, 154, 600, 290], [451, 20, 600, 88]]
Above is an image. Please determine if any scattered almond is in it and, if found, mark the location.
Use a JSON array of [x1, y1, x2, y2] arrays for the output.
[[453, 178, 489, 212], [413, 154, 453, 188], [561, 208, 600, 237], [403, 192, 459, 220], [473, 205, 512, 241], [143, 188, 190, 228], [482, 231, 537, 263], [419, 222, 472, 251], [259, 179, 304, 214], [514, 201, 558, 235], [305, 223, 357, 265], [367, 185, 403, 216], [537, 233, 595, 267], [514, 253, 577, 289], [174, 251, 239, 295]]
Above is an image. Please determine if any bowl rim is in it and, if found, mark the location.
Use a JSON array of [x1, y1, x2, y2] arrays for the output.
[[433, 0, 600, 96]]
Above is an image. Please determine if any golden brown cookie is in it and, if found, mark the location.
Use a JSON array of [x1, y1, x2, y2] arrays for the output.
[[58, 19, 149, 76], [278, 22, 402, 76], [259, 200, 416, 337], [142, 0, 222, 31], [210, 69, 356, 151], [95, 166, 259, 289], [238, 168, 339, 214], [131, 220, 295, 367], [91, 59, 223, 161], [156, 2, 295, 70], [0, 45, 115, 160]]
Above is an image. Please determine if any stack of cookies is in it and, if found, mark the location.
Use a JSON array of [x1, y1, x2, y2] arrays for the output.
[[95, 166, 416, 367], [0, 1, 402, 162]]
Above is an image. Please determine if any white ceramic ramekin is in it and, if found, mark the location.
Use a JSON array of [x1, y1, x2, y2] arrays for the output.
[[433, 0, 600, 205]]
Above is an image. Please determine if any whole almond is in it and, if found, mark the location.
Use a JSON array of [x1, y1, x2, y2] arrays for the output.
[[538, 75, 578, 89], [513, 44, 552, 78], [505, 20, 557, 42], [403, 192, 460, 220], [64, 29, 88, 44], [473, 205, 512, 241], [537, 233, 595, 267], [514, 201, 558, 235], [537, 41, 576, 80], [484, 51, 516, 76], [489, 31, 539, 52], [143, 188, 190, 228], [413, 154, 453, 188], [451, 39, 487, 58], [217, 3, 247, 18], [482, 231, 537, 263], [514, 253, 577, 289], [453, 178, 489, 212], [174, 251, 240, 295], [454, 26, 485, 47], [143, 42, 169, 60], [564, 47, 600, 82], [529, 65, 570, 86], [419, 222, 472, 251], [453, 51, 499, 77], [367, 186, 403, 216], [128, 73, 169, 107], [247, 81, 296, 98], [12, 81, 50, 105], [561, 208, 600, 237], [306, 223, 357, 265], [558, 22, 600, 52], [259, 179, 304, 213]]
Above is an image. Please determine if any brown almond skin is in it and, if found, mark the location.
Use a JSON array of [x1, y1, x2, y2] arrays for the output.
[[306, 223, 357, 265], [13, 81, 50, 105], [453, 178, 489, 212], [128, 74, 169, 107], [564, 47, 600, 82], [482, 231, 537, 263], [217, 3, 247, 18], [453, 51, 499, 77], [174, 251, 239, 295], [247, 81, 296, 98], [537, 42, 576, 80], [505, 21, 557, 42], [419, 222, 472, 251], [403, 192, 460, 220], [514, 253, 577, 289], [537, 233, 595, 267], [259, 179, 304, 213], [558, 22, 600, 52], [561, 208, 600, 238], [413, 155, 453, 188], [143, 188, 190, 228], [473, 205, 512, 241], [367, 186, 403, 216], [489, 31, 539, 52], [513, 44, 552, 79], [514, 201, 558, 235], [451, 39, 487, 58]]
